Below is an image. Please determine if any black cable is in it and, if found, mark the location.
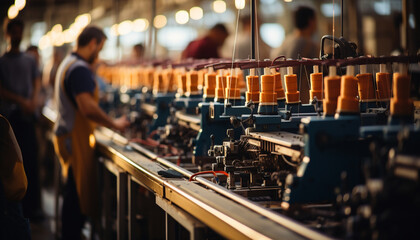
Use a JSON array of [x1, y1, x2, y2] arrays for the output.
[[251, 0, 256, 60]]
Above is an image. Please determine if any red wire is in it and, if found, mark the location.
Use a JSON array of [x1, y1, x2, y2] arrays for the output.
[[189, 171, 229, 181]]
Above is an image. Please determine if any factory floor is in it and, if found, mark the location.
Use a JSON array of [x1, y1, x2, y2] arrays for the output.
[[30, 188, 55, 240]]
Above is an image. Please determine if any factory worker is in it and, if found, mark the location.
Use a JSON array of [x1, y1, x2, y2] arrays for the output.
[[182, 23, 229, 59], [0, 114, 30, 239], [53, 26, 129, 240]]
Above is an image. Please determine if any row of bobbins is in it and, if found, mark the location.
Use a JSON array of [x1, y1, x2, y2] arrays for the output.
[[323, 63, 411, 117]]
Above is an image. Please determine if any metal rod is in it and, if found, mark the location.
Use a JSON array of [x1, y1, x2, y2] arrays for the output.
[[341, 0, 344, 37], [251, 0, 256, 59]]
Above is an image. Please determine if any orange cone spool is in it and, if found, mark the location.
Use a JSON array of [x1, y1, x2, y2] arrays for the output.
[[376, 64, 391, 100], [246, 68, 260, 103], [215, 70, 228, 101], [284, 67, 300, 103], [390, 64, 413, 117], [186, 70, 199, 96], [259, 68, 277, 105], [271, 68, 285, 100], [310, 65, 323, 101], [337, 65, 359, 114], [203, 68, 217, 98], [177, 70, 188, 95], [356, 65, 376, 101], [323, 66, 341, 116]]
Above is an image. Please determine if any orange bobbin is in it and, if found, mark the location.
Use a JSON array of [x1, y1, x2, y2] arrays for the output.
[[186, 71, 199, 96], [246, 68, 260, 103], [356, 65, 376, 101], [310, 65, 323, 101], [337, 65, 359, 114], [226, 72, 241, 100], [153, 69, 166, 94], [215, 70, 227, 102], [271, 68, 285, 100], [163, 68, 176, 92], [323, 66, 341, 116], [203, 68, 217, 98], [284, 67, 300, 103], [137, 67, 144, 87], [390, 64, 413, 117], [177, 69, 188, 95], [376, 64, 391, 100], [259, 68, 277, 105], [236, 68, 246, 89], [197, 70, 205, 89]]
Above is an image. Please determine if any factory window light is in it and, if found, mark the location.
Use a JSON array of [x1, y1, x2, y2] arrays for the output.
[[15, 0, 26, 10], [157, 26, 197, 51], [175, 10, 189, 25], [320, 3, 341, 17], [213, 0, 226, 14], [373, 1, 391, 15], [190, 7, 203, 20], [260, 23, 285, 48], [154, 15, 167, 29], [133, 18, 149, 32], [235, 0, 245, 10], [8, 5, 19, 19]]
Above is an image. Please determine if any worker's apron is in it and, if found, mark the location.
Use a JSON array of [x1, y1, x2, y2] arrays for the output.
[[53, 60, 99, 219]]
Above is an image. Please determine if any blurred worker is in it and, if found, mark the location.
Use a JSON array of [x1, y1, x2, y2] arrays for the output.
[[0, 19, 43, 220], [182, 23, 229, 59], [271, 6, 318, 104], [132, 43, 144, 63], [0, 114, 31, 239], [223, 15, 271, 60], [53, 26, 130, 240], [271, 6, 318, 59]]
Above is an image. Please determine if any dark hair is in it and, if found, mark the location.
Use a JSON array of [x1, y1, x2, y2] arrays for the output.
[[210, 23, 228, 35], [294, 6, 315, 30], [6, 19, 24, 34], [27, 45, 38, 52], [134, 43, 144, 51], [77, 25, 107, 47]]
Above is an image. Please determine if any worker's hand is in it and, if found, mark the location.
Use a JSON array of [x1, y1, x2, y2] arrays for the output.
[[113, 115, 130, 132]]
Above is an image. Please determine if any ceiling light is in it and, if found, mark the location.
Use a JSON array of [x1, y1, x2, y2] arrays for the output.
[[190, 7, 203, 20], [213, 0, 226, 13], [175, 10, 189, 25], [154, 15, 167, 29]]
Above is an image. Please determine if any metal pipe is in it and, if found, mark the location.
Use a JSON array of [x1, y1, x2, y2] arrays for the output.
[[251, 0, 256, 60]]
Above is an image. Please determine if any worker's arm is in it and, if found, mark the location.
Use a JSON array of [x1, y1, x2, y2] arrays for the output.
[[75, 92, 129, 131]]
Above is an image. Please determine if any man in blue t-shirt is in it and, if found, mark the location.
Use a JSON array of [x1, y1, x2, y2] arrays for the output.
[[54, 26, 129, 240], [0, 19, 43, 221]]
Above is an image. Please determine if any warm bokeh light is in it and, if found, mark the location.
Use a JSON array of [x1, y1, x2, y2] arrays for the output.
[[110, 24, 119, 36], [213, 0, 226, 13], [8, 5, 19, 19], [52, 24, 63, 33], [132, 18, 149, 32], [189, 7, 203, 20], [154, 15, 167, 29], [15, 0, 26, 10], [75, 13, 91, 29], [39, 35, 51, 50], [235, 0, 245, 10], [118, 20, 133, 35], [175, 10, 189, 25]]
